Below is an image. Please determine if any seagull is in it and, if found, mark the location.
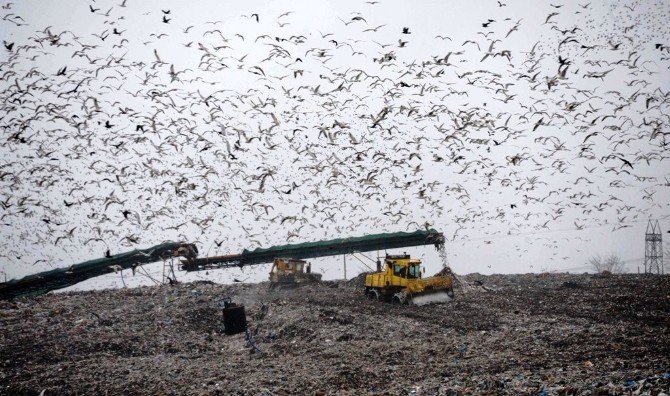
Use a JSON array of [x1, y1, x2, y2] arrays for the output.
[[544, 12, 559, 24]]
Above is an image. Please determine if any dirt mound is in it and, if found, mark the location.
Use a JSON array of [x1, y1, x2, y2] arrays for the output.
[[345, 271, 371, 287], [1, 274, 668, 395]]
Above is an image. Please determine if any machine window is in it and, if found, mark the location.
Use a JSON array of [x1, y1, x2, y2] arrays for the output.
[[393, 264, 407, 277], [408, 265, 420, 279]]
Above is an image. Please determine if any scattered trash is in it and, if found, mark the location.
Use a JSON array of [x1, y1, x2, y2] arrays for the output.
[[0, 274, 668, 394]]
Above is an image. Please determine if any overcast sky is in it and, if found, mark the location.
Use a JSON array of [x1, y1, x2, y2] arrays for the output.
[[1, 0, 669, 290]]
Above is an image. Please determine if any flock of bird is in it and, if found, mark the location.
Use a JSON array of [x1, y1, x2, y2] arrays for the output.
[[1, 0, 669, 279]]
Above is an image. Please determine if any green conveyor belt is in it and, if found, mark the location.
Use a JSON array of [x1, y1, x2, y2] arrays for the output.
[[0, 242, 198, 300], [181, 229, 444, 271]]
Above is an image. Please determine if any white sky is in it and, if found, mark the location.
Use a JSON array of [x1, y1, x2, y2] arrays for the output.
[[1, 0, 669, 290]]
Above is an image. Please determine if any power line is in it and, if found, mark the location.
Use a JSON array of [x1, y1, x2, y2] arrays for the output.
[[454, 216, 669, 244]]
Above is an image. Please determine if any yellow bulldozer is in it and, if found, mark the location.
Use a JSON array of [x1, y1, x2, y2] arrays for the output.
[[364, 254, 453, 305], [269, 258, 322, 288]]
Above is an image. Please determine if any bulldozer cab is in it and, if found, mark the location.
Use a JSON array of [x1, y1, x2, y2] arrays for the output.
[[271, 258, 307, 274], [269, 258, 321, 287], [387, 254, 422, 279]]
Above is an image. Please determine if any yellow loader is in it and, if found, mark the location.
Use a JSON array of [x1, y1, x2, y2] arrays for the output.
[[364, 254, 453, 305]]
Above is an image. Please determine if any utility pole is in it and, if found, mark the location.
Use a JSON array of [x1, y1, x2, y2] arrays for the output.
[[343, 254, 347, 280], [644, 220, 663, 274]]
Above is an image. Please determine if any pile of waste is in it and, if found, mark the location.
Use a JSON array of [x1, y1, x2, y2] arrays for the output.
[[1, 273, 668, 395]]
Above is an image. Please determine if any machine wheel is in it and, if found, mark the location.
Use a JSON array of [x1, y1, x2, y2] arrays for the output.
[[392, 292, 407, 305], [367, 289, 380, 301]]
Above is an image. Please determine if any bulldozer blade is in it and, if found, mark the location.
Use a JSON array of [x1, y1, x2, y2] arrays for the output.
[[411, 291, 453, 306]]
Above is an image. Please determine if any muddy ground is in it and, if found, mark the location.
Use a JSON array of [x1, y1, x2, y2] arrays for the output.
[[1, 273, 669, 395]]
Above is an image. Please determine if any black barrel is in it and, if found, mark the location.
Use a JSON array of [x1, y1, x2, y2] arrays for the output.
[[223, 301, 247, 335]]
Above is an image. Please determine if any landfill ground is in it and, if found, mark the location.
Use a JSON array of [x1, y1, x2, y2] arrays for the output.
[[1, 273, 669, 395]]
